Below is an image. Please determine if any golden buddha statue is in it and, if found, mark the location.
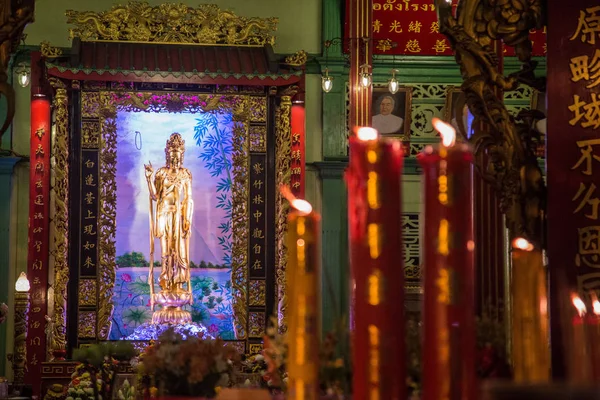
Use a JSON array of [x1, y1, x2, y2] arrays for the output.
[[144, 133, 194, 325]]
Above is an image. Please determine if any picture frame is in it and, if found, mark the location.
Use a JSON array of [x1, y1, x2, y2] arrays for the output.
[[444, 86, 472, 140], [371, 86, 412, 138]]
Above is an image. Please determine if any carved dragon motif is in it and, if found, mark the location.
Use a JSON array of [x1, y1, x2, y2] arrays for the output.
[[435, 0, 546, 246]]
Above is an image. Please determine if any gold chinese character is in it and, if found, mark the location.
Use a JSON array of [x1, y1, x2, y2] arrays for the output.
[[34, 240, 42, 252], [292, 182, 301, 189], [570, 6, 600, 45], [253, 210, 262, 222], [389, 20, 403, 33], [253, 180, 264, 190], [570, 50, 600, 88], [436, 268, 450, 304], [291, 167, 302, 175], [291, 150, 301, 161], [253, 162, 264, 175], [85, 192, 95, 205], [252, 228, 265, 239], [32, 321, 40, 329], [85, 210, 96, 220], [85, 159, 95, 168], [33, 227, 43, 234], [35, 195, 44, 206], [85, 174, 96, 186], [83, 241, 95, 250], [35, 128, 44, 139], [253, 244, 262, 254], [253, 195, 264, 205], [373, 19, 382, 33], [83, 224, 97, 235], [35, 161, 44, 173], [292, 133, 301, 144], [430, 21, 440, 33], [33, 260, 43, 270], [33, 277, 40, 285], [36, 180, 43, 189], [573, 138, 600, 175], [573, 182, 600, 220], [30, 336, 41, 346], [252, 259, 262, 270], [543, 43, 547, 54], [32, 307, 41, 313], [35, 144, 44, 157], [576, 225, 600, 268], [408, 21, 422, 33], [376, 39, 393, 53], [569, 94, 600, 129], [30, 353, 38, 365], [432, 39, 451, 53], [405, 39, 421, 53], [34, 212, 43, 220], [84, 256, 95, 269]]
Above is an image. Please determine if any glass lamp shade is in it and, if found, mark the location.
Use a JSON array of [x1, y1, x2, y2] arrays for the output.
[[15, 64, 30, 88], [322, 73, 334, 93], [15, 272, 30, 292], [360, 71, 372, 88], [388, 77, 399, 94]]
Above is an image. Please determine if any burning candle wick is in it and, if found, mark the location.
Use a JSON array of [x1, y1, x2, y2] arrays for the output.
[[357, 127, 378, 141], [432, 117, 456, 148]]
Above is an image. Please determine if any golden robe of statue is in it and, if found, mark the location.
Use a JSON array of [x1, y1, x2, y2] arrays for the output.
[[144, 133, 194, 293]]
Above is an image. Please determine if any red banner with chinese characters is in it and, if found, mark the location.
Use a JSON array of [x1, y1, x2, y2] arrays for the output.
[[343, 0, 547, 56], [26, 94, 51, 389], [547, 0, 600, 364], [290, 104, 305, 198]]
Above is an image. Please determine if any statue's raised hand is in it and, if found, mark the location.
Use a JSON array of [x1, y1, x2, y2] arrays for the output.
[[144, 162, 154, 179]]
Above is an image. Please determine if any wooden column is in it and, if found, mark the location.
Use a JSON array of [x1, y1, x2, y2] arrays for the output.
[[347, 0, 373, 132]]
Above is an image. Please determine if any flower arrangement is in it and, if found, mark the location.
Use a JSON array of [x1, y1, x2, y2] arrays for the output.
[[137, 328, 240, 398], [0, 303, 8, 324]]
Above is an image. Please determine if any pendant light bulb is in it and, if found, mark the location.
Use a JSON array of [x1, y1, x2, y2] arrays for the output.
[[322, 68, 334, 93], [15, 63, 30, 88], [359, 64, 372, 88], [388, 69, 399, 94]]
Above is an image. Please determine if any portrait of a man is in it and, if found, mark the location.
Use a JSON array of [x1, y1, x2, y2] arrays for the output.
[[371, 87, 412, 136]]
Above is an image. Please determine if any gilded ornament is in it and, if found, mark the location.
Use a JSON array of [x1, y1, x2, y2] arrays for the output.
[[249, 343, 263, 355], [249, 126, 267, 153], [248, 96, 267, 123], [81, 121, 100, 149], [284, 50, 308, 67], [50, 82, 69, 353], [435, 0, 546, 246], [66, 2, 278, 46], [78, 311, 97, 338], [274, 87, 296, 333], [249, 280, 266, 306], [78, 279, 97, 307], [249, 312, 266, 338], [40, 41, 63, 58]]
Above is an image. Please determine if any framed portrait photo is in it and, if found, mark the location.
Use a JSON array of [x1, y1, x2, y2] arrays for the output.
[[444, 86, 472, 140], [372, 86, 412, 137]]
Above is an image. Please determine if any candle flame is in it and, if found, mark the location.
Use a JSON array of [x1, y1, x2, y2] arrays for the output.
[[512, 237, 534, 251], [572, 294, 587, 317], [591, 293, 600, 315], [432, 117, 456, 147], [280, 185, 313, 215], [357, 127, 378, 141]]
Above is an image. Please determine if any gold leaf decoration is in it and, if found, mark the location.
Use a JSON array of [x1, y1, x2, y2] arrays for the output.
[[66, 2, 278, 46]]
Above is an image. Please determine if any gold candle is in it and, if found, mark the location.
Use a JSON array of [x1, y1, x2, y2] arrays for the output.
[[286, 197, 321, 400], [511, 238, 550, 383]]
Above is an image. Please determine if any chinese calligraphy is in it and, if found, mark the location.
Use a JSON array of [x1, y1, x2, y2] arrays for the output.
[[570, 6, 600, 45]]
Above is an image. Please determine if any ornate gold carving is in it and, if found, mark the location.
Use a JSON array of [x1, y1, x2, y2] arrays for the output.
[[435, 0, 546, 246], [40, 41, 63, 59], [10, 293, 29, 385], [66, 2, 277, 46], [81, 121, 100, 149], [51, 82, 69, 353], [78, 280, 97, 307], [248, 343, 263, 355], [226, 341, 246, 355], [78, 311, 96, 338], [231, 118, 249, 339], [284, 50, 307, 67], [249, 312, 266, 338], [248, 96, 267, 123], [96, 92, 117, 340], [274, 89, 295, 332], [249, 126, 267, 153], [81, 92, 100, 118], [249, 280, 266, 306]]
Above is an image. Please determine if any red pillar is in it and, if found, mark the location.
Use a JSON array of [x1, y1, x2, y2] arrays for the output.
[[25, 51, 51, 396]]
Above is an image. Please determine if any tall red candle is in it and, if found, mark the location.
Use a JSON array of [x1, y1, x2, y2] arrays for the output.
[[589, 295, 600, 381], [419, 118, 475, 400], [569, 294, 592, 383], [346, 127, 405, 400]]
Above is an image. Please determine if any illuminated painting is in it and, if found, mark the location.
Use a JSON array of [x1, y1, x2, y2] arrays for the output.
[[109, 111, 235, 339]]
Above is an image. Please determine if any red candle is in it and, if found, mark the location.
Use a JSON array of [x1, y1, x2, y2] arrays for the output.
[[419, 118, 475, 400], [570, 294, 592, 384], [346, 127, 405, 400], [588, 295, 600, 381]]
